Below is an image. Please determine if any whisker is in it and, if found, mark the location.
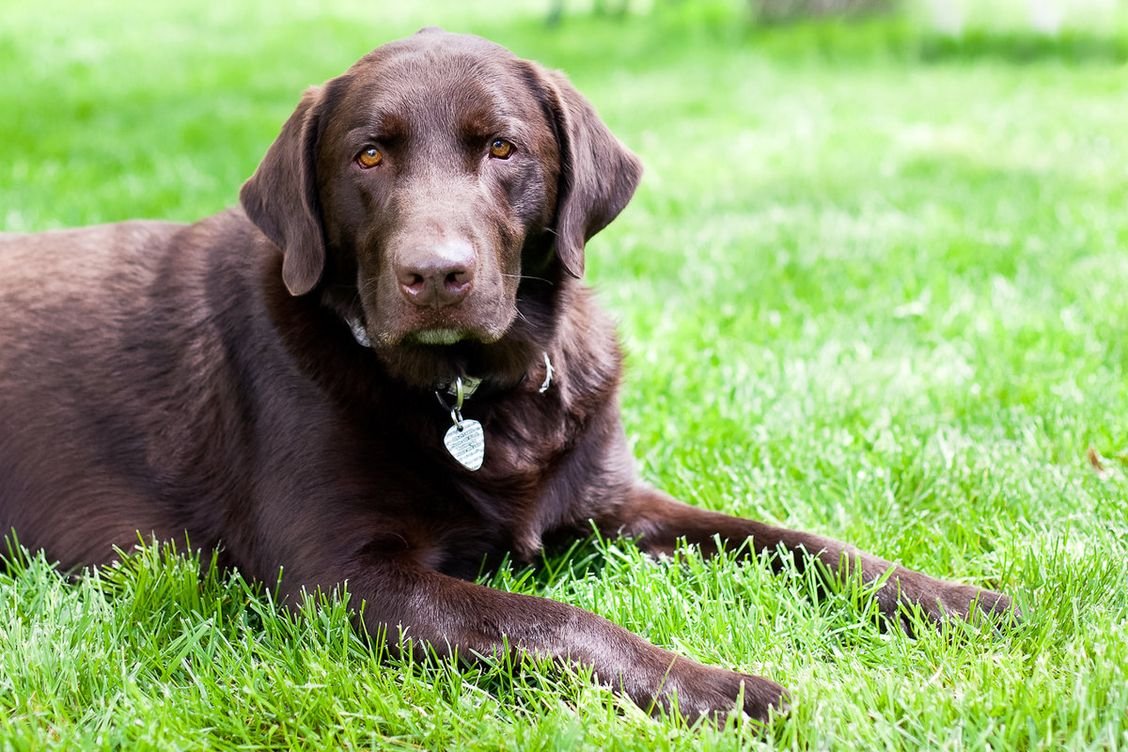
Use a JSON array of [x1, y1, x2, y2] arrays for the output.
[[356, 277, 383, 298], [501, 273, 555, 286]]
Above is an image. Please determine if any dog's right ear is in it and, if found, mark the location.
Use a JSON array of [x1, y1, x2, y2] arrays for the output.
[[240, 86, 327, 297]]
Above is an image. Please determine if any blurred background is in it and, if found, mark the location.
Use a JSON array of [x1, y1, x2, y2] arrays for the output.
[[3, 0, 1126, 229], [3, 0, 1127, 226]]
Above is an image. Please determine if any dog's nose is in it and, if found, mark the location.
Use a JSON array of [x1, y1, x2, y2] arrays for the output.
[[396, 240, 476, 308]]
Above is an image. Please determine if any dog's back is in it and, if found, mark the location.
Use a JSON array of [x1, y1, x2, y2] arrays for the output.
[[0, 216, 252, 567]]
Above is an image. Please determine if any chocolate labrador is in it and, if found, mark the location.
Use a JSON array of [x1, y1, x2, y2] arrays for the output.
[[0, 29, 1015, 722]]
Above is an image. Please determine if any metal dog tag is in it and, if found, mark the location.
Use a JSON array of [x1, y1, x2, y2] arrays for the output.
[[443, 418, 484, 471]]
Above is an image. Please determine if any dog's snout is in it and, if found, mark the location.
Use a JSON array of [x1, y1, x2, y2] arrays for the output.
[[396, 240, 476, 308]]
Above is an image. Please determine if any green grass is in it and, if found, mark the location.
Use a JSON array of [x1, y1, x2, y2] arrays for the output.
[[2, 1, 1127, 749]]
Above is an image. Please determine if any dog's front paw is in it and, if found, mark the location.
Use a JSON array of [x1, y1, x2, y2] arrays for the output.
[[662, 662, 788, 724], [883, 571, 1021, 630]]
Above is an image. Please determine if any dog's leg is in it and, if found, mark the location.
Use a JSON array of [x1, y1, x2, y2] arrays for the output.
[[596, 485, 1017, 628], [340, 560, 787, 722]]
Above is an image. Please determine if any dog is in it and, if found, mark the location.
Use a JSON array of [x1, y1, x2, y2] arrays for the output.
[[0, 29, 1015, 722]]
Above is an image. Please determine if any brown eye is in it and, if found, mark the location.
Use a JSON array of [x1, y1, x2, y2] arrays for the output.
[[489, 138, 514, 159], [356, 147, 382, 168]]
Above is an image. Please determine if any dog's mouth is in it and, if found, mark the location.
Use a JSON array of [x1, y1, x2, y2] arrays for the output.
[[361, 318, 536, 392], [338, 291, 531, 390], [370, 304, 515, 349], [350, 266, 520, 356], [375, 321, 508, 348], [405, 328, 469, 346]]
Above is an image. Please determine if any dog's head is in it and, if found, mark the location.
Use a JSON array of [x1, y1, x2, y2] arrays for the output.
[[240, 29, 641, 388]]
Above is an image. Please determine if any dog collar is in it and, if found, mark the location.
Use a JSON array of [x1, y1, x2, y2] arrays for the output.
[[346, 315, 371, 348], [434, 352, 553, 401], [436, 374, 483, 399], [345, 314, 554, 399]]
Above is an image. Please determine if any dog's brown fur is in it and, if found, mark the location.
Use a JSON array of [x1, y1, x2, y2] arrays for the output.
[[0, 30, 1014, 722]]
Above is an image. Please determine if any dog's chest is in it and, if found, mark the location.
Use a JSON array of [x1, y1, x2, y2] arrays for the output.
[[408, 407, 581, 572], [426, 400, 630, 578], [452, 424, 569, 559]]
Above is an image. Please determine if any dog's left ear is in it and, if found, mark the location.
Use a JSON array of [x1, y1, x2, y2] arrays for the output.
[[524, 63, 643, 279], [240, 85, 327, 297]]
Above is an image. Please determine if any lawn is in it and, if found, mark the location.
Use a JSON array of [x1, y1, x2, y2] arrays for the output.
[[2, 0, 1127, 749]]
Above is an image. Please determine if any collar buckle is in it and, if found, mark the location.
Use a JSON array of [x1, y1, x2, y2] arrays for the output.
[[444, 375, 482, 400]]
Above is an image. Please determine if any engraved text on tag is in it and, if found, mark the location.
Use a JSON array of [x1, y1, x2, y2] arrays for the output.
[[443, 419, 485, 471]]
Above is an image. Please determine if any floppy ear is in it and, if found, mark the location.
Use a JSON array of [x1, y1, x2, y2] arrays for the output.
[[240, 86, 327, 296], [530, 66, 643, 279]]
